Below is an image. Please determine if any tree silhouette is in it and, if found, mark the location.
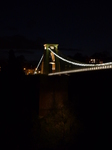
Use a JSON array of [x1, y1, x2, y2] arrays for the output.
[[2, 49, 25, 77]]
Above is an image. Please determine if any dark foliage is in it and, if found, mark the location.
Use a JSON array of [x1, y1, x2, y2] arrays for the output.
[[0, 69, 112, 149]]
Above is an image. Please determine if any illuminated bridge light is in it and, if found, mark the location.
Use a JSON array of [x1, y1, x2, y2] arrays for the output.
[[34, 71, 37, 74], [48, 48, 96, 67], [34, 54, 44, 74], [107, 66, 110, 68], [48, 47, 112, 68], [36, 46, 112, 76]]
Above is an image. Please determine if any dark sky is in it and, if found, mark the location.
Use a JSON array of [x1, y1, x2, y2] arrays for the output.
[[0, 0, 112, 59]]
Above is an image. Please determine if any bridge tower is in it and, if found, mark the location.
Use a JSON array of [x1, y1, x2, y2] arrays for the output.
[[41, 44, 60, 75]]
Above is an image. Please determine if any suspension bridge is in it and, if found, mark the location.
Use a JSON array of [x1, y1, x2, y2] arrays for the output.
[[34, 44, 112, 76]]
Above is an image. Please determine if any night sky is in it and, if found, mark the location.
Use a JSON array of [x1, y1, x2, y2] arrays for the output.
[[0, 0, 112, 60]]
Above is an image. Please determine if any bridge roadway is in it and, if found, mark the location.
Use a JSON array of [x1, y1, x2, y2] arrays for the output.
[[48, 64, 112, 76]]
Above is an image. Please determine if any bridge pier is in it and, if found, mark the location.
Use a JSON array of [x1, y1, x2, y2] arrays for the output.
[[40, 44, 60, 75], [39, 75, 68, 117]]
